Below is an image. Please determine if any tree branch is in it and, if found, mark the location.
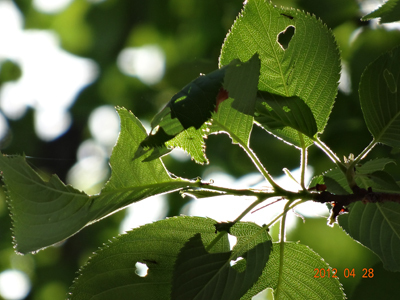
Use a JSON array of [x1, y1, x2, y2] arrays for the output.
[[312, 186, 400, 222]]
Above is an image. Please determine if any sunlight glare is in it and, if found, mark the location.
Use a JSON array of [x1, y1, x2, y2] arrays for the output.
[[0, 269, 31, 300], [119, 195, 167, 233], [0, 1, 98, 141], [89, 105, 120, 148], [33, 0, 73, 14], [0, 112, 8, 142], [35, 108, 72, 141], [66, 139, 109, 193], [117, 45, 165, 85]]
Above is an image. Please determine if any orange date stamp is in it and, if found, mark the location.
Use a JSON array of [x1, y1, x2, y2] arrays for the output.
[[314, 268, 374, 279]]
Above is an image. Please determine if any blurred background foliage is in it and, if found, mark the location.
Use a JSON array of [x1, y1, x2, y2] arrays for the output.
[[1, 0, 400, 299]]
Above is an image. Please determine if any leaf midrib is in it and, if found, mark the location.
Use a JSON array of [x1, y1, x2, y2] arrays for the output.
[[254, 0, 289, 96]]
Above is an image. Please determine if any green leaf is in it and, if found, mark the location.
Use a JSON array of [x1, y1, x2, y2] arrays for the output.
[[358, 171, 400, 193], [321, 158, 397, 194], [138, 54, 261, 161], [338, 202, 400, 271], [69, 216, 230, 300], [211, 54, 261, 146], [254, 91, 318, 141], [319, 160, 400, 271], [166, 125, 208, 164], [361, 0, 400, 23], [359, 46, 400, 148], [220, 0, 340, 147], [324, 174, 349, 195], [241, 242, 345, 299], [137, 67, 225, 150], [355, 158, 396, 175], [171, 233, 271, 300], [172, 221, 271, 300], [0, 108, 192, 253]]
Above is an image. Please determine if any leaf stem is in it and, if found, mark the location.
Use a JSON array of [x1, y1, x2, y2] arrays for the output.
[[265, 198, 305, 228], [193, 183, 276, 197], [232, 197, 264, 223], [275, 201, 291, 299], [313, 138, 346, 174], [241, 143, 284, 191], [212, 118, 283, 192], [349, 139, 377, 169], [299, 133, 307, 190]]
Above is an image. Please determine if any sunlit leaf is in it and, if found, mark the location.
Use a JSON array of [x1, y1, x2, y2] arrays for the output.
[[138, 54, 261, 161], [361, 0, 400, 23], [359, 46, 400, 148], [69, 216, 230, 300], [220, 0, 340, 147], [166, 125, 208, 165], [211, 54, 261, 146], [0, 108, 192, 253], [240, 242, 345, 299]]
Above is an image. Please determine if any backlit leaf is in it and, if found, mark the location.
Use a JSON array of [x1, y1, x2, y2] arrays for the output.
[[69, 216, 230, 300], [220, 0, 341, 147], [0, 108, 192, 253], [138, 54, 261, 160], [171, 221, 271, 300], [171, 233, 271, 300], [211, 54, 261, 146]]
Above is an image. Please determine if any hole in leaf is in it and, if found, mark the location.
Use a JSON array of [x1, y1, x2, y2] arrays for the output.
[[283, 106, 291, 112], [230, 257, 244, 267], [135, 262, 149, 277], [277, 26, 295, 50], [228, 234, 237, 250], [230, 257, 247, 273]]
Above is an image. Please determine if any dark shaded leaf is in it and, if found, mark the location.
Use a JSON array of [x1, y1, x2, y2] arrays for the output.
[[339, 202, 400, 271], [254, 91, 318, 141], [359, 46, 400, 148], [241, 243, 345, 299], [171, 233, 272, 300]]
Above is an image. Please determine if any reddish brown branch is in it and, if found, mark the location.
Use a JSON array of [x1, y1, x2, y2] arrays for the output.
[[312, 187, 400, 221]]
